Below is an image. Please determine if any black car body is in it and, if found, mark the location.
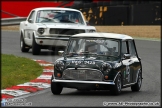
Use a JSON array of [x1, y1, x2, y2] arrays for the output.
[[51, 32, 142, 95]]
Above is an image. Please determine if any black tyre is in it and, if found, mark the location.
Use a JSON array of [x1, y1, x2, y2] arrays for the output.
[[32, 35, 40, 55], [51, 75, 63, 95], [131, 71, 142, 91], [110, 74, 122, 95], [20, 33, 30, 52]]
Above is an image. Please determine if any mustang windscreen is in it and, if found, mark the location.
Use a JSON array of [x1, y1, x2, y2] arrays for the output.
[[36, 10, 84, 24]]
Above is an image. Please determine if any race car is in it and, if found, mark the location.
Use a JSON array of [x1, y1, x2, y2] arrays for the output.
[[20, 7, 96, 55], [51, 32, 142, 95]]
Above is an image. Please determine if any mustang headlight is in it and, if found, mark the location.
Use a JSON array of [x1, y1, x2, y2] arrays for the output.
[[37, 28, 45, 34], [55, 61, 65, 71], [101, 63, 112, 73]]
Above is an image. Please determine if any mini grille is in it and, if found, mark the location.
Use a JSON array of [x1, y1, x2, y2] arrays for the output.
[[62, 69, 103, 81]]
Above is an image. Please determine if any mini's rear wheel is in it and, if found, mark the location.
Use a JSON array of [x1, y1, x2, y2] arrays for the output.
[[131, 71, 142, 91]]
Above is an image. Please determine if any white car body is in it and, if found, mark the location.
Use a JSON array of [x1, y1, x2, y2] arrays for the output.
[[20, 7, 96, 55]]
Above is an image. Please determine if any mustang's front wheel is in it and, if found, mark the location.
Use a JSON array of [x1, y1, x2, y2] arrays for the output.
[[110, 73, 122, 95], [20, 34, 30, 52], [32, 35, 40, 55], [51, 76, 63, 95]]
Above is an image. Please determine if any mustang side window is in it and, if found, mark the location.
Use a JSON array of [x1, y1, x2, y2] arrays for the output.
[[28, 11, 35, 23]]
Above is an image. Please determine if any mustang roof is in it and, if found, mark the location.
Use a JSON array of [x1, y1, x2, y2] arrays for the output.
[[33, 7, 80, 12], [72, 32, 133, 40]]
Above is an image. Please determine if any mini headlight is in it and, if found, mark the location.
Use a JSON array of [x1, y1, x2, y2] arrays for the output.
[[101, 63, 112, 73], [55, 61, 64, 71], [38, 28, 45, 34]]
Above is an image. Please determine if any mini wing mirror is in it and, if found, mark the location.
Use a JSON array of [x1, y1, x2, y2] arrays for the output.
[[58, 51, 64, 56], [123, 54, 131, 59], [28, 19, 33, 23]]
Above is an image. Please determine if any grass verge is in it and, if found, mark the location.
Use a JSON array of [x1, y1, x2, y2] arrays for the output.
[[1, 54, 43, 89]]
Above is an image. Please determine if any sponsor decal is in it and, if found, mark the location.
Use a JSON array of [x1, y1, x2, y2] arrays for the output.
[[17, 82, 50, 88], [1, 90, 30, 97], [43, 69, 54, 72], [37, 75, 52, 79], [39, 63, 54, 66]]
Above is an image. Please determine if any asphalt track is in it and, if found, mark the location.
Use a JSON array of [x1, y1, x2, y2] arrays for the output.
[[1, 31, 161, 107]]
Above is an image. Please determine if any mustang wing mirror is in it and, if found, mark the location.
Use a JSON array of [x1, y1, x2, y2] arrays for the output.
[[58, 51, 64, 56]]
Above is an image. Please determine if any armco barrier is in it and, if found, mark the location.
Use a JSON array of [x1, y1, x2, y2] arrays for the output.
[[1, 17, 27, 26]]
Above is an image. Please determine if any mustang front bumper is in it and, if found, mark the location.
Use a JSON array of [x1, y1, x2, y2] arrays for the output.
[[35, 36, 69, 46]]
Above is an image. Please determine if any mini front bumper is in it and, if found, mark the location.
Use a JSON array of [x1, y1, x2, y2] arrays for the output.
[[52, 78, 115, 85]]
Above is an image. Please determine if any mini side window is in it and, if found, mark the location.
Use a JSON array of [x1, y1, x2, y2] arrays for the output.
[[128, 40, 137, 57], [121, 41, 128, 57]]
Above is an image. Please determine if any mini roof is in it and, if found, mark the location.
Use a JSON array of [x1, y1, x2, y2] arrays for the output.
[[72, 32, 133, 40]]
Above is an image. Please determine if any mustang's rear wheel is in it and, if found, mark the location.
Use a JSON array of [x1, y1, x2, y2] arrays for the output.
[[20, 34, 30, 52], [51, 76, 63, 95], [110, 73, 122, 95], [131, 71, 142, 91], [32, 35, 40, 55]]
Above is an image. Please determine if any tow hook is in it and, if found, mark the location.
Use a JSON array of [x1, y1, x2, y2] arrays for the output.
[[96, 84, 99, 88]]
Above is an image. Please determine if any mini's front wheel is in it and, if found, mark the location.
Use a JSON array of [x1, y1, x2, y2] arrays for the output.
[[51, 76, 63, 95], [110, 74, 122, 95]]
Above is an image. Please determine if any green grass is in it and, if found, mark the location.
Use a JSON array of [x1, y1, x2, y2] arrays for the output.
[[1, 54, 43, 89]]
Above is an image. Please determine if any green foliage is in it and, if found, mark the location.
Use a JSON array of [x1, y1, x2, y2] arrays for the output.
[[1, 54, 43, 89]]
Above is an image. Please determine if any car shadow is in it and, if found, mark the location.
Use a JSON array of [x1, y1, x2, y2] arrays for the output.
[[61, 89, 142, 96], [27, 50, 59, 56], [39, 51, 58, 56]]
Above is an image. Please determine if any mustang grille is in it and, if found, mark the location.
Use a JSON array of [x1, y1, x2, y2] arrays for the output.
[[49, 29, 85, 35], [62, 69, 103, 81]]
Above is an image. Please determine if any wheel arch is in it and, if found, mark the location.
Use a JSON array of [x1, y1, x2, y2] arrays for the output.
[[135, 68, 142, 83], [113, 71, 123, 85], [32, 31, 37, 43], [20, 29, 24, 37]]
